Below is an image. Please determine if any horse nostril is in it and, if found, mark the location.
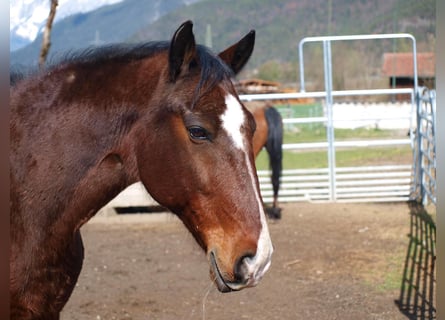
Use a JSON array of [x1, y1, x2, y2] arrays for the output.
[[234, 254, 255, 283]]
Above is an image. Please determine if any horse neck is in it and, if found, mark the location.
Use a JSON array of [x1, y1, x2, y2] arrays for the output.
[[34, 56, 167, 233], [64, 59, 170, 228]]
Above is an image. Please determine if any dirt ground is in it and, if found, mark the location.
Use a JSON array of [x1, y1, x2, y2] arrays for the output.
[[60, 202, 436, 320]]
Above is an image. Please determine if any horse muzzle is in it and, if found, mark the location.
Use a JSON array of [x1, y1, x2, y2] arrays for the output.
[[208, 242, 273, 292]]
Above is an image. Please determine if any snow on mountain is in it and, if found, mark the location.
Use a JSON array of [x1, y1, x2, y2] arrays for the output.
[[10, 0, 124, 51]]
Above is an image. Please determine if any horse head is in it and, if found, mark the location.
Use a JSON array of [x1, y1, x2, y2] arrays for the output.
[[134, 21, 273, 292]]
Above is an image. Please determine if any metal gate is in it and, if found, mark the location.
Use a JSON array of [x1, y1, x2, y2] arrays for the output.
[[241, 33, 436, 204], [412, 88, 436, 206]]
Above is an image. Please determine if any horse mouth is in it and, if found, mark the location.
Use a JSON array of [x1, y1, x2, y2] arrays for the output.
[[209, 251, 247, 293]]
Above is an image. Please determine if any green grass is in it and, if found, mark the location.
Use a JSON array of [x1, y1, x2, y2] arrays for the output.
[[281, 126, 402, 144], [275, 103, 323, 118], [363, 252, 406, 293], [256, 146, 413, 170]]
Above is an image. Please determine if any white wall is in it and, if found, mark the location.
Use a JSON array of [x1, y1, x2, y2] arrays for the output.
[[331, 102, 414, 129]]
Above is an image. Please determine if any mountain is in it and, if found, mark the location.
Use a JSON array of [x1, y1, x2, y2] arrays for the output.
[[10, 0, 201, 66], [10, 0, 435, 72], [131, 0, 436, 69], [10, 0, 125, 51]]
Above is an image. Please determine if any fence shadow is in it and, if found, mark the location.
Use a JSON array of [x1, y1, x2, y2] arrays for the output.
[[395, 201, 436, 319]]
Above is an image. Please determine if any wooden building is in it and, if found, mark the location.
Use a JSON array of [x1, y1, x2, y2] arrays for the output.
[[382, 52, 435, 91], [235, 78, 281, 94], [235, 78, 314, 104]]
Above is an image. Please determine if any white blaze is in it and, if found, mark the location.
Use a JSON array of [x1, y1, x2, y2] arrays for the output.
[[221, 94, 245, 149], [221, 94, 273, 287]]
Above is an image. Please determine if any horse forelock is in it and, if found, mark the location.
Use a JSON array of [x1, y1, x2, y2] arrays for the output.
[[195, 45, 234, 87]]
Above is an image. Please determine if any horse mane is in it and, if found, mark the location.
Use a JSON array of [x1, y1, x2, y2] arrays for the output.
[[10, 71, 25, 86], [10, 42, 235, 96], [10, 64, 36, 86], [52, 42, 170, 66]]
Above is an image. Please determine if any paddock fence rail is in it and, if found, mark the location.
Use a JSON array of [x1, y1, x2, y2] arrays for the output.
[[243, 33, 436, 205], [240, 89, 416, 204]]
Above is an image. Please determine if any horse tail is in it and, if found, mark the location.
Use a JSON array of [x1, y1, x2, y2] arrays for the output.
[[264, 106, 283, 206]]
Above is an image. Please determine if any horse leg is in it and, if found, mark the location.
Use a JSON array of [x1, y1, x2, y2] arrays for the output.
[[267, 196, 281, 219], [264, 106, 283, 220]]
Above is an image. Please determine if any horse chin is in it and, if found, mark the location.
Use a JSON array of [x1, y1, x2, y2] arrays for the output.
[[209, 251, 246, 293]]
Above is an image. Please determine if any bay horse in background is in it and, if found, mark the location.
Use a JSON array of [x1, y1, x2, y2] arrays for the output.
[[10, 21, 273, 319], [245, 101, 283, 219]]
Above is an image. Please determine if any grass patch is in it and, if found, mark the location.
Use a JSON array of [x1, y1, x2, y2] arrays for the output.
[[363, 252, 406, 293], [256, 145, 412, 170], [282, 125, 407, 144]]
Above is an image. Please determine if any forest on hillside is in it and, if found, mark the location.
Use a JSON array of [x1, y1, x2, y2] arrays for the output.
[[12, 0, 435, 91], [133, 0, 435, 91]]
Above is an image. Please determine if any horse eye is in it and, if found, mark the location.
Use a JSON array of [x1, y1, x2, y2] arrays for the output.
[[188, 126, 210, 141]]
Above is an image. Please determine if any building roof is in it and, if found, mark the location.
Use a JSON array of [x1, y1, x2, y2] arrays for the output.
[[382, 52, 435, 78], [235, 78, 281, 94]]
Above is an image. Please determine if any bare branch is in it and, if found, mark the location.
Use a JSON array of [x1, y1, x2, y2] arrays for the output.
[[39, 0, 58, 69]]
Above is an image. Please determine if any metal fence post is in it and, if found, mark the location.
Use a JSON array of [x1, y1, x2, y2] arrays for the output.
[[298, 41, 306, 92], [323, 40, 336, 201]]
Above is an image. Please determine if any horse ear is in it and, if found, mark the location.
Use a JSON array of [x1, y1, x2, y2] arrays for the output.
[[218, 30, 255, 75], [169, 20, 196, 82]]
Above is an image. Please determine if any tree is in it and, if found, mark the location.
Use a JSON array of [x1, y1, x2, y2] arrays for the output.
[[257, 60, 282, 83], [39, 0, 58, 68]]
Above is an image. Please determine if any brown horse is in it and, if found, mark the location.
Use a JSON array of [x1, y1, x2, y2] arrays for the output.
[[246, 101, 283, 219], [10, 21, 273, 319]]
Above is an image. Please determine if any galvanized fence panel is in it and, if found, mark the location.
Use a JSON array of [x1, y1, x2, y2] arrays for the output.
[[243, 33, 436, 205], [412, 88, 436, 206], [242, 90, 416, 204], [258, 165, 412, 203]]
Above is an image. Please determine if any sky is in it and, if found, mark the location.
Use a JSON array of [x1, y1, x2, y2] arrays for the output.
[[10, 0, 123, 43]]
